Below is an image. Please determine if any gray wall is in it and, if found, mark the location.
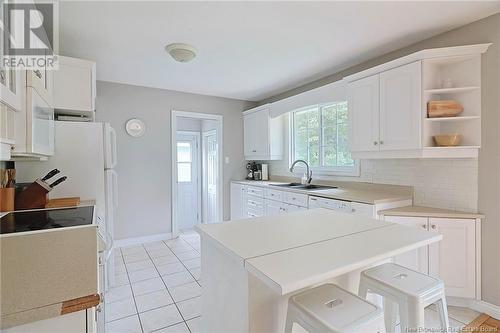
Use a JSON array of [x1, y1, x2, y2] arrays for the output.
[[260, 13, 500, 306], [96, 81, 255, 240]]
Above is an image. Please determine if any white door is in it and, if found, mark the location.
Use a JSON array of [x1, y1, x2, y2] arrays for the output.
[[347, 74, 380, 152], [428, 218, 476, 298], [202, 130, 218, 223], [379, 61, 421, 150], [176, 133, 200, 230], [384, 216, 429, 274]]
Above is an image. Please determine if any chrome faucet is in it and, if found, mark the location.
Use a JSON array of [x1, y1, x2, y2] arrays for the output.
[[289, 159, 312, 185]]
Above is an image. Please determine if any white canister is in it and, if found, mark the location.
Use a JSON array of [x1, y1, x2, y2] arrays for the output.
[[261, 164, 269, 181]]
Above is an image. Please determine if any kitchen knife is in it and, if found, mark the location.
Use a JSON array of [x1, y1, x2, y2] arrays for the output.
[[41, 169, 60, 181], [49, 176, 67, 188]]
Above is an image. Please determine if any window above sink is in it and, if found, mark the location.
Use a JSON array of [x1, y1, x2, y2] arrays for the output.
[[290, 102, 360, 177]]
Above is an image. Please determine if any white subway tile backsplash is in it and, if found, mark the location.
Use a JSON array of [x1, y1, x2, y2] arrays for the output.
[[268, 158, 478, 212]]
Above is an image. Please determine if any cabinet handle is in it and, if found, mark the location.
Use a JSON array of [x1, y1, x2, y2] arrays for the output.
[[379, 140, 384, 145], [431, 224, 436, 229], [422, 224, 427, 229], [351, 208, 356, 213], [252, 150, 257, 153], [34, 70, 42, 79], [373, 141, 378, 145]]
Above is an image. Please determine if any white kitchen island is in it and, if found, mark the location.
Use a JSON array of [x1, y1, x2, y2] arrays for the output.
[[195, 209, 442, 333]]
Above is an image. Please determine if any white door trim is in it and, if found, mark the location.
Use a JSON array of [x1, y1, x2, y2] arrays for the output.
[[171, 110, 224, 238]]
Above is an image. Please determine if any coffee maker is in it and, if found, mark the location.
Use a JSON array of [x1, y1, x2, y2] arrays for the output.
[[246, 162, 262, 180]]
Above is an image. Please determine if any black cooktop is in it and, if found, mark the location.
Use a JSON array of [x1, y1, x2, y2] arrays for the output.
[[0, 206, 94, 234]]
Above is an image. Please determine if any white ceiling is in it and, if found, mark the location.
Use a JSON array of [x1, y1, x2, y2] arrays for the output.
[[59, 1, 500, 101]]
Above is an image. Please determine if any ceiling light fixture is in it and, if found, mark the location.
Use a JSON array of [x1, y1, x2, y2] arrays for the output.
[[165, 43, 197, 63]]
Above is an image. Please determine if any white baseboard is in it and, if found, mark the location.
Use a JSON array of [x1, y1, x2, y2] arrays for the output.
[[448, 297, 500, 319], [114, 233, 173, 248], [471, 300, 500, 319]]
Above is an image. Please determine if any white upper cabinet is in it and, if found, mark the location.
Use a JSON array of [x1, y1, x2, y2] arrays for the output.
[[348, 61, 421, 153], [344, 44, 490, 159], [379, 61, 421, 150], [26, 53, 54, 107], [243, 104, 283, 160], [347, 74, 379, 152], [53, 56, 96, 115], [0, 69, 23, 111]]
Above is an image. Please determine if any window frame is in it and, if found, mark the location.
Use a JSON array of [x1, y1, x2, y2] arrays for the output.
[[176, 141, 193, 183], [289, 103, 360, 177]]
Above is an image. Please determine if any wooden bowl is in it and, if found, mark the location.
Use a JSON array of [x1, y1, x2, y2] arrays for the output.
[[433, 134, 462, 147], [428, 100, 463, 118]]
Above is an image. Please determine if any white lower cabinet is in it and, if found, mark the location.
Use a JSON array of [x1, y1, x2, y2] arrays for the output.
[[231, 184, 309, 219], [283, 202, 307, 213], [230, 183, 246, 219], [246, 193, 265, 218], [2, 310, 88, 333], [385, 215, 479, 299], [385, 216, 429, 274], [428, 218, 477, 298], [265, 199, 306, 216], [265, 199, 285, 216]]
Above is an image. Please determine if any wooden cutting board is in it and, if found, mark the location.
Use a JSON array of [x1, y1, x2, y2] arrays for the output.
[[45, 197, 81, 208]]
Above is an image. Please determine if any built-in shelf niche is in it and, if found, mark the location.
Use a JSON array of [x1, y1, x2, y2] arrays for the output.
[[422, 54, 482, 149]]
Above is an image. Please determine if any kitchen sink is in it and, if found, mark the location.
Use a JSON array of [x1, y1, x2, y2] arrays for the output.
[[270, 183, 303, 187], [270, 183, 337, 190], [298, 184, 337, 190]]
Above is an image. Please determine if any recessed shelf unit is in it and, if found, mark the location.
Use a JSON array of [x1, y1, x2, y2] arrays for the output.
[[422, 53, 483, 151]]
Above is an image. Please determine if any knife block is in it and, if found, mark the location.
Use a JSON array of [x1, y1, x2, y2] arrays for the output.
[[0, 188, 15, 212], [15, 179, 50, 210]]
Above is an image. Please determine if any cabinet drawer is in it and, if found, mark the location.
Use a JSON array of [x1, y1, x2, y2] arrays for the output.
[[246, 186, 264, 198], [351, 202, 375, 217], [285, 192, 308, 208], [247, 205, 264, 218], [266, 189, 283, 202], [247, 196, 264, 208]]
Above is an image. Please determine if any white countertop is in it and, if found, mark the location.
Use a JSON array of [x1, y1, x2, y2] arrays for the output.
[[197, 209, 389, 263], [378, 205, 485, 219], [196, 209, 441, 295], [246, 223, 441, 294], [232, 180, 413, 205]]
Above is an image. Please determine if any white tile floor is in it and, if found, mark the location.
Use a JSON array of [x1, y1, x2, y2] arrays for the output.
[[106, 230, 202, 333], [106, 229, 480, 333]]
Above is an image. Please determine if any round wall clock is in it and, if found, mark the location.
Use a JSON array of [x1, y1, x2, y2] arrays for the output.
[[125, 118, 146, 137]]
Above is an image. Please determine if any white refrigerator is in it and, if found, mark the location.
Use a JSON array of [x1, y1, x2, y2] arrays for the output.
[[16, 121, 118, 289]]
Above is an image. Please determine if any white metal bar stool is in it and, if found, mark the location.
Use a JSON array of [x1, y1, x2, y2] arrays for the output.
[[358, 263, 449, 333], [285, 283, 383, 333]]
